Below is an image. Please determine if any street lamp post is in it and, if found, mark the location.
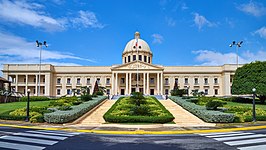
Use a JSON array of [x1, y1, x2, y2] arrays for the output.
[[229, 41, 243, 68], [25, 89, 30, 122], [252, 88, 256, 122], [36, 40, 47, 96]]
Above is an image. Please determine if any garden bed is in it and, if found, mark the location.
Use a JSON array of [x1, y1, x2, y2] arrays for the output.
[[103, 96, 174, 123]]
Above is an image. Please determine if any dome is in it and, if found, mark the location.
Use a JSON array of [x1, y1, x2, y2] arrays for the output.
[[123, 32, 152, 54]]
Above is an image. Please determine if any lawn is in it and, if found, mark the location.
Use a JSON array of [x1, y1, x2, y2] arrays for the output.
[[0, 101, 51, 114], [225, 102, 266, 111]]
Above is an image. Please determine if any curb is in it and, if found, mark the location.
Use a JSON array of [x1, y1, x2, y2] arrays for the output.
[[1, 123, 266, 135]]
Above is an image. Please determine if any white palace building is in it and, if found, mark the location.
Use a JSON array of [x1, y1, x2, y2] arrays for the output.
[[2, 32, 238, 97]]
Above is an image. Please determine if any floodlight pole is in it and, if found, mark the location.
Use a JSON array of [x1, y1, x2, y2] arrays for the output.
[[229, 41, 243, 68], [36, 40, 47, 96]]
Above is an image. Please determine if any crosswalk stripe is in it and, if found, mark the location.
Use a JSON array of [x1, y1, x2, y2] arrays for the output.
[[13, 133, 67, 140], [206, 132, 254, 138], [224, 137, 266, 146], [213, 134, 266, 141], [0, 141, 45, 150], [198, 132, 242, 136], [0, 135, 58, 145], [27, 131, 74, 137], [36, 130, 80, 135], [238, 144, 266, 150]]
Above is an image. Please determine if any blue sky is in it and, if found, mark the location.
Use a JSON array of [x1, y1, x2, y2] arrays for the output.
[[1, 0, 266, 75]]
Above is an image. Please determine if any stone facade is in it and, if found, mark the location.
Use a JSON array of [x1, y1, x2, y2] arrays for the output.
[[2, 32, 238, 97]]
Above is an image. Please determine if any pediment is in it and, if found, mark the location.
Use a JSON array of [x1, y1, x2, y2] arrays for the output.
[[111, 61, 163, 70]]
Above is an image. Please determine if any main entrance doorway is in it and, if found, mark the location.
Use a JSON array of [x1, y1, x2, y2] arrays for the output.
[[150, 89, 154, 95], [121, 89, 125, 95]]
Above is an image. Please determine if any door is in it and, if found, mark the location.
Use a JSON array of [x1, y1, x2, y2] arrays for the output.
[[150, 89, 154, 95], [132, 88, 136, 93], [121, 89, 125, 95], [139, 88, 143, 94]]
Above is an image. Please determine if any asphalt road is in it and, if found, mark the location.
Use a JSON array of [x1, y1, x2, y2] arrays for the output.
[[1, 126, 266, 150]]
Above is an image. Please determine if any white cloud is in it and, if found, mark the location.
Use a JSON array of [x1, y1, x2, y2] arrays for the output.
[[0, 31, 96, 75], [193, 50, 266, 66], [238, 1, 266, 17], [181, 2, 188, 10], [166, 17, 176, 27], [193, 13, 215, 30], [70, 10, 104, 29], [0, 1, 104, 32], [152, 34, 164, 44], [0, 0, 65, 32], [254, 26, 266, 39]]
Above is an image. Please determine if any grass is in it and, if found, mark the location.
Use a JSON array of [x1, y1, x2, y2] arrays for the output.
[[225, 102, 266, 111], [0, 101, 51, 114]]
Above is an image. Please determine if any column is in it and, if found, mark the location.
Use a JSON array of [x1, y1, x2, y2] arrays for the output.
[[45, 74, 50, 96], [160, 72, 163, 95], [111, 72, 114, 95], [223, 73, 231, 96], [129, 73, 132, 94], [143, 73, 146, 95], [147, 73, 149, 94], [15, 74, 18, 92], [35, 74, 38, 96], [157, 73, 159, 95], [115, 73, 118, 95], [126, 73, 128, 95]]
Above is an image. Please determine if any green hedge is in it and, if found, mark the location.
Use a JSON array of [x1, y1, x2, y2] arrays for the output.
[[20, 96, 50, 102], [169, 96, 234, 123], [44, 96, 107, 123], [103, 97, 174, 123]]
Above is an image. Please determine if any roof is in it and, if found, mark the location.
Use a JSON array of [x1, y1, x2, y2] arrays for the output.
[[0, 77, 11, 83]]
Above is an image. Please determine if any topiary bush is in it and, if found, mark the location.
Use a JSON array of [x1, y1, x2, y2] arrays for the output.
[[206, 100, 226, 110], [80, 94, 92, 101]]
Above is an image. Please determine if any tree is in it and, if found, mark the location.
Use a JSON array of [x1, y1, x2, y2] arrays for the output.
[[232, 61, 266, 103], [93, 81, 99, 95], [81, 86, 90, 95]]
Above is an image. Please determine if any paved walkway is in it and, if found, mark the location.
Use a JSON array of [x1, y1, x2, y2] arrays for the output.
[[159, 100, 215, 127], [75, 99, 215, 127]]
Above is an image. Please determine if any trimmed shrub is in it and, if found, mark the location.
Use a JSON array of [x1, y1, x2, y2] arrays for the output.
[[44, 96, 107, 123], [80, 94, 92, 101], [130, 105, 150, 116], [20, 96, 50, 102], [169, 96, 234, 123], [103, 96, 174, 123], [206, 100, 226, 110]]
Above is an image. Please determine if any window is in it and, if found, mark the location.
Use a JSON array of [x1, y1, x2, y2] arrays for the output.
[[185, 78, 188, 85], [33, 78, 36, 83], [77, 89, 81, 95], [43, 78, 45, 83], [24, 78, 26, 83], [33, 88, 36, 94], [97, 78, 100, 84], [214, 78, 218, 84], [230, 75, 234, 83], [87, 78, 90, 84], [57, 78, 61, 84], [150, 78, 155, 84], [67, 89, 71, 95], [106, 78, 110, 84], [204, 89, 208, 95], [144, 56, 147, 62], [107, 89, 110, 94], [133, 55, 136, 61], [214, 89, 218, 95], [121, 78, 125, 84], [77, 78, 81, 85], [124, 57, 126, 63], [165, 78, 169, 85], [175, 78, 178, 84], [148, 57, 150, 63], [194, 78, 199, 85], [128, 56, 131, 62], [67, 78, 71, 84], [57, 89, 60, 95], [43, 88, 45, 94], [139, 55, 142, 61], [204, 78, 208, 85]]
